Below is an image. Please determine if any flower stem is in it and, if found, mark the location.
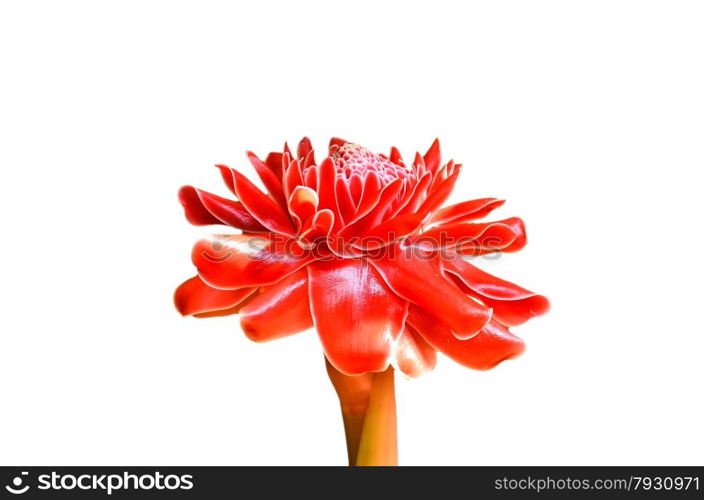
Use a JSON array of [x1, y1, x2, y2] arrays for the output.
[[326, 360, 398, 466], [355, 366, 398, 466], [325, 359, 373, 465]]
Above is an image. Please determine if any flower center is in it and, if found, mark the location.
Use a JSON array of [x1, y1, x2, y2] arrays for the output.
[[332, 143, 411, 186]]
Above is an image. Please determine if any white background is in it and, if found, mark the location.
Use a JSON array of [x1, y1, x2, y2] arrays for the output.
[[1, 1, 702, 465]]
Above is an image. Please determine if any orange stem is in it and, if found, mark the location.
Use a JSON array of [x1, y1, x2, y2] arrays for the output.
[[326, 361, 398, 466], [325, 359, 373, 465], [355, 366, 397, 466]]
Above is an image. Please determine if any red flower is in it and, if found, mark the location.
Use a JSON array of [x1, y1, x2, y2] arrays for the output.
[[175, 138, 549, 376]]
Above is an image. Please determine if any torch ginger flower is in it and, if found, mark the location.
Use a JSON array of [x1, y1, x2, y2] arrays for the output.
[[175, 137, 549, 465]]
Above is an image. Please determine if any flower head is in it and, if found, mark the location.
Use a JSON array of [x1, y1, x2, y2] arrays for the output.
[[175, 137, 549, 376]]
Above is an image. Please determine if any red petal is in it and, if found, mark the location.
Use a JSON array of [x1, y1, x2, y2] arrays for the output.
[[192, 304, 253, 318], [500, 217, 528, 252], [316, 157, 341, 229], [283, 158, 304, 199], [308, 258, 407, 375], [297, 136, 314, 161], [190, 187, 267, 231], [178, 185, 222, 226], [369, 251, 491, 339], [301, 150, 316, 169], [352, 213, 425, 250], [393, 171, 432, 216], [429, 198, 505, 225], [413, 152, 425, 171], [428, 161, 449, 192], [287, 186, 318, 231], [299, 209, 334, 243], [443, 257, 550, 326], [407, 306, 525, 370], [443, 257, 538, 300], [395, 326, 437, 378], [335, 177, 357, 223], [350, 173, 382, 222], [411, 219, 519, 255], [348, 173, 364, 202], [174, 276, 256, 316], [247, 151, 287, 208], [340, 179, 403, 237], [232, 169, 295, 235], [477, 294, 549, 327], [304, 166, 317, 190], [358, 178, 403, 226], [423, 139, 441, 173], [192, 234, 315, 289], [417, 169, 460, 217], [216, 164, 236, 194], [455, 217, 526, 255], [239, 269, 313, 342], [264, 152, 284, 180], [389, 146, 404, 166]]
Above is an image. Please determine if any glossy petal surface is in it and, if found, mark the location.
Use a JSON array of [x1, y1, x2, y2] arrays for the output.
[[239, 269, 313, 342], [192, 234, 315, 289], [308, 258, 408, 375], [407, 306, 525, 370], [395, 326, 437, 378], [174, 276, 256, 316], [444, 257, 550, 326], [370, 250, 492, 339], [429, 198, 505, 225], [232, 169, 295, 234]]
